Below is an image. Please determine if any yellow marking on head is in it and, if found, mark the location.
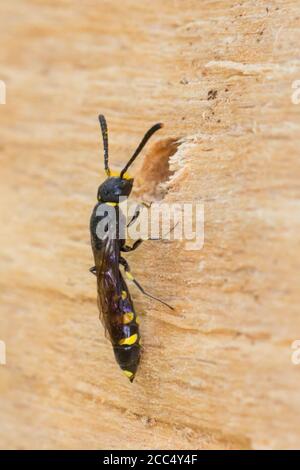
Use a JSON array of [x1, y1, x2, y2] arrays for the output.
[[106, 201, 118, 207], [123, 370, 134, 380], [121, 290, 127, 300], [109, 170, 119, 177], [119, 333, 138, 346], [135, 315, 140, 325], [109, 170, 132, 180], [126, 271, 134, 281], [123, 311, 134, 324]]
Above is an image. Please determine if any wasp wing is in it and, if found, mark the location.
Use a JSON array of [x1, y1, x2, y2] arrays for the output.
[[90, 202, 129, 343], [95, 236, 123, 340]]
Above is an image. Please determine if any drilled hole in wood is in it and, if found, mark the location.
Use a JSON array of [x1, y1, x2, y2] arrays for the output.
[[133, 137, 180, 201]]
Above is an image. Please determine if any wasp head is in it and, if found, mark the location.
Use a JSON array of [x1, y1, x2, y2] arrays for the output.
[[96, 115, 162, 204], [97, 173, 134, 203]]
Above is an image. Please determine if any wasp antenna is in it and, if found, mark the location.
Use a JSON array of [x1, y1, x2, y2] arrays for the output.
[[98, 114, 110, 176], [120, 122, 163, 178]]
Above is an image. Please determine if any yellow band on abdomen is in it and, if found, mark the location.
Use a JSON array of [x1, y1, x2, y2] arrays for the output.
[[123, 370, 134, 379], [119, 333, 138, 346], [123, 311, 134, 324]]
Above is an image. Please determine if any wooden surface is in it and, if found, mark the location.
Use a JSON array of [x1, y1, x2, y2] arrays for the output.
[[0, 0, 300, 450]]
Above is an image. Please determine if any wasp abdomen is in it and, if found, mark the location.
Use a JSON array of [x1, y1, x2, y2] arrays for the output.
[[113, 344, 140, 382], [113, 290, 141, 382]]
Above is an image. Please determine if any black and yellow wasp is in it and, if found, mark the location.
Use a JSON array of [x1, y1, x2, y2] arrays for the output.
[[90, 115, 173, 382]]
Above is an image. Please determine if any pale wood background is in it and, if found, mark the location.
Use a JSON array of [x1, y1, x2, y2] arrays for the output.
[[0, 0, 300, 450]]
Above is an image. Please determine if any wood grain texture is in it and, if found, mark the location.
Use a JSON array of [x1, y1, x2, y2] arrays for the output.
[[0, 0, 300, 450]]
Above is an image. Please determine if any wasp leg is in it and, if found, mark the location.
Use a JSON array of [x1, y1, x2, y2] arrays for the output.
[[148, 221, 179, 241], [126, 202, 175, 246], [121, 239, 143, 252], [121, 236, 166, 250], [127, 206, 141, 228], [127, 201, 152, 228], [124, 203, 146, 251], [89, 266, 97, 276], [122, 221, 178, 251], [119, 257, 174, 310]]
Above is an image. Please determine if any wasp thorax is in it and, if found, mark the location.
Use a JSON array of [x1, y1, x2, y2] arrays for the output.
[[97, 176, 134, 203]]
